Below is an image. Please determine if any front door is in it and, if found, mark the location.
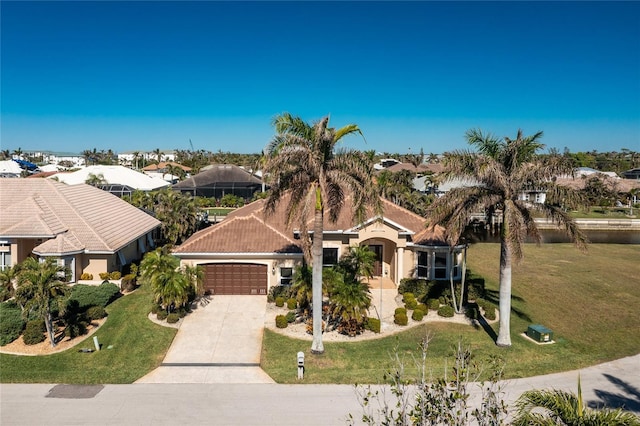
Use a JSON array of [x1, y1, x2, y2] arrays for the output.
[[368, 244, 383, 276]]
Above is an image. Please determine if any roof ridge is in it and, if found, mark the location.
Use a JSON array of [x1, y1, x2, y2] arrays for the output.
[[380, 197, 428, 225], [250, 211, 296, 243], [175, 213, 247, 252]]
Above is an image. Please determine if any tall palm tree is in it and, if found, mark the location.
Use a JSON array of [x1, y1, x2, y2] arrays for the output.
[[513, 377, 640, 425], [140, 248, 188, 313], [263, 113, 380, 354], [14, 258, 69, 347], [182, 264, 204, 299], [153, 148, 163, 164], [426, 129, 588, 347]]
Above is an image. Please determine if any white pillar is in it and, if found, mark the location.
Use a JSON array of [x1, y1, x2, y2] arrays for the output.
[[396, 247, 404, 283]]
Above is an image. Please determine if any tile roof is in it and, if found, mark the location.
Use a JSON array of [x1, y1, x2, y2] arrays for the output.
[[175, 192, 448, 255], [142, 162, 192, 172], [0, 179, 161, 255]]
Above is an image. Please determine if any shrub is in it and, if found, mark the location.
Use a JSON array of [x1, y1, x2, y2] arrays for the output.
[[437, 305, 455, 318], [427, 298, 440, 310], [86, 305, 107, 320], [80, 273, 94, 280], [405, 298, 418, 310], [99, 272, 110, 281], [275, 296, 285, 308], [285, 310, 296, 323], [275, 314, 288, 328], [394, 307, 407, 316], [156, 310, 168, 321], [412, 309, 425, 321], [166, 313, 180, 324], [483, 305, 496, 321], [398, 279, 429, 298], [268, 285, 290, 303], [22, 320, 46, 345], [394, 312, 408, 326], [68, 282, 120, 310], [466, 304, 479, 320], [364, 317, 381, 333], [286, 298, 297, 310], [0, 301, 25, 346], [150, 304, 161, 315], [120, 273, 138, 292], [402, 292, 416, 303], [109, 271, 121, 280], [416, 303, 428, 314]]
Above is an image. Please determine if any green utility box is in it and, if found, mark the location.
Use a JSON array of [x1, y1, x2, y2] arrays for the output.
[[527, 324, 554, 343]]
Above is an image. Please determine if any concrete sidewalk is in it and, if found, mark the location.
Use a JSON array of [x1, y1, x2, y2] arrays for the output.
[[136, 295, 274, 384]]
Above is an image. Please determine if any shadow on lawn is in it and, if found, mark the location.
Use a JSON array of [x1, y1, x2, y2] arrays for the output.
[[484, 289, 532, 323]]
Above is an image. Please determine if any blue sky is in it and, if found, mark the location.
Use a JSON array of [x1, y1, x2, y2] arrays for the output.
[[2, 1, 639, 155]]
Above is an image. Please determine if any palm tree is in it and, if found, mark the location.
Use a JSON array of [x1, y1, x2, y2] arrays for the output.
[[338, 245, 376, 283], [182, 264, 204, 299], [513, 376, 640, 425], [263, 113, 380, 354], [85, 173, 107, 187], [140, 248, 188, 313], [14, 258, 69, 347], [328, 278, 371, 336], [426, 128, 588, 347], [291, 265, 313, 311], [0, 264, 20, 302], [12, 147, 23, 159], [153, 148, 163, 164]]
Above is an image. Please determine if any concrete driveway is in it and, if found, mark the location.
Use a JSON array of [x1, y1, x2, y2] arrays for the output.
[[136, 295, 274, 384]]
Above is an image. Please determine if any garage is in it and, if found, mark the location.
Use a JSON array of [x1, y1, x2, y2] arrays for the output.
[[203, 263, 268, 295]]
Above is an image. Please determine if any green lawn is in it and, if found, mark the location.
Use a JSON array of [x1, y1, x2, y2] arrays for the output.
[[0, 284, 176, 384], [261, 244, 640, 384]]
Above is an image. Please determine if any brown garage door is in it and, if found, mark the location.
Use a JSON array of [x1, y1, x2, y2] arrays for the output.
[[203, 263, 267, 295]]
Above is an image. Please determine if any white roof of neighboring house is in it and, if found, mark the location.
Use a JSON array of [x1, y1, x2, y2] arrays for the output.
[[39, 164, 63, 172], [0, 179, 161, 256], [575, 167, 619, 178], [0, 160, 23, 175], [49, 165, 170, 191]]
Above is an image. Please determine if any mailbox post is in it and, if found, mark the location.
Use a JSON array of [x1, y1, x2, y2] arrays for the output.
[[297, 351, 305, 380]]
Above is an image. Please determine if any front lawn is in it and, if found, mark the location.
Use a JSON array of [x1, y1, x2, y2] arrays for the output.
[[0, 284, 176, 384], [261, 244, 640, 384]]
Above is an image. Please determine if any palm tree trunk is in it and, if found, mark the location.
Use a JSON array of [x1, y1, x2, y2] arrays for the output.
[[496, 239, 512, 347], [311, 189, 325, 354], [45, 310, 56, 348]]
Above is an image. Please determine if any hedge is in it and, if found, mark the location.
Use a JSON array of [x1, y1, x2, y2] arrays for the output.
[[68, 282, 120, 310], [0, 301, 25, 346]]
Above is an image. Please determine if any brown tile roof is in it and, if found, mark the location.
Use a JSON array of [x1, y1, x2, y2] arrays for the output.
[[142, 162, 192, 172], [556, 176, 640, 192], [0, 179, 161, 255], [175, 192, 449, 254]]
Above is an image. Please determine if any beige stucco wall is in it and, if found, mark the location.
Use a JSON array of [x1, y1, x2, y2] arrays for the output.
[[81, 255, 115, 278]]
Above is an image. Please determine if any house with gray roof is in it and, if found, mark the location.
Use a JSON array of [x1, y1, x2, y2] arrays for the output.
[[0, 179, 161, 281]]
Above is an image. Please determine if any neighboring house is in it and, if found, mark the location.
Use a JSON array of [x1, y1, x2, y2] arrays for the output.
[[142, 162, 192, 184], [48, 165, 170, 197], [0, 179, 161, 280], [622, 168, 640, 180], [172, 164, 264, 199], [173, 195, 466, 295], [0, 160, 23, 178]]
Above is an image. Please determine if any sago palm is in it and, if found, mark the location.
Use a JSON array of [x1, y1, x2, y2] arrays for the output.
[[15, 257, 69, 347], [263, 113, 380, 354], [426, 128, 588, 346]]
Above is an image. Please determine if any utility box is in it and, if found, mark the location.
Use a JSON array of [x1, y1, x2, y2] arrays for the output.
[[527, 324, 553, 343]]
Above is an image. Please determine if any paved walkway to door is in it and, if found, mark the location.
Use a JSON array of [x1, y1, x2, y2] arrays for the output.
[[136, 295, 274, 384]]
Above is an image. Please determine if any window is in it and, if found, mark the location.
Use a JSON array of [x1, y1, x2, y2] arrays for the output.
[[434, 252, 447, 279], [280, 267, 293, 286], [322, 248, 338, 267], [417, 251, 429, 279], [0, 243, 11, 271]]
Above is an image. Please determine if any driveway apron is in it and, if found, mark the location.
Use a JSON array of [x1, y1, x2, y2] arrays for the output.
[[136, 295, 274, 384]]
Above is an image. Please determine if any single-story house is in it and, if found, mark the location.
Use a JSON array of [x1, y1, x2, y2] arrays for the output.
[[172, 164, 264, 199], [0, 179, 161, 281], [173, 195, 466, 295], [0, 160, 23, 178], [48, 165, 170, 197]]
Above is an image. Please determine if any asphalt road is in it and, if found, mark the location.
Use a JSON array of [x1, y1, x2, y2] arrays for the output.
[[1, 354, 638, 425]]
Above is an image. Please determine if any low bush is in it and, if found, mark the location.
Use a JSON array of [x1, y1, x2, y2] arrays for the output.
[[398, 279, 429, 298], [483, 305, 496, 321], [405, 298, 418, 310], [394, 312, 408, 326], [364, 317, 381, 333], [275, 314, 288, 329], [0, 301, 25, 346], [22, 320, 46, 345], [402, 292, 416, 303], [80, 273, 94, 280], [427, 298, 440, 310], [120, 273, 138, 292], [68, 282, 120, 310], [437, 305, 455, 318], [268, 285, 290, 303], [412, 309, 425, 321], [465, 304, 479, 320], [275, 296, 285, 308], [394, 307, 407, 316], [86, 305, 107, 320], [415, 303, 428, 314], [156, 310, 168, 321], [109, 271, 121, 280], [150, 304, 161, 315], [285, 310, 296, 323], [286, 298, 297, 310], [99, 272, 110, 281], [166, 313, 180, 324]]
